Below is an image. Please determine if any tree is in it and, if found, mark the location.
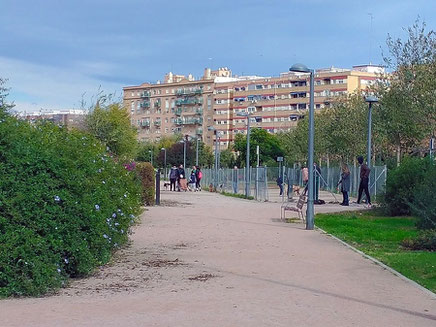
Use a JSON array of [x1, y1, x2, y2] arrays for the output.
[[377, 19, 436, 164], [234, 128, 284, 167], [84, 102, 138, 161]]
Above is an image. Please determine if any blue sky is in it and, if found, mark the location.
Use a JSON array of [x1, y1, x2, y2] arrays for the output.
[[1, 0, 435, 112]]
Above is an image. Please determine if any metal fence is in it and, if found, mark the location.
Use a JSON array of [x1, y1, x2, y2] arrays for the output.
[[200, 165, 386, 202]]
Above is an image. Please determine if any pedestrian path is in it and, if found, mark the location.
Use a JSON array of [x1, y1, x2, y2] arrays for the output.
[[1, 191, 434, 327]]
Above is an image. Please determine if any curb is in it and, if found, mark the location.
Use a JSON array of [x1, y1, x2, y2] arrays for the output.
[[316, 226, 436, 300]]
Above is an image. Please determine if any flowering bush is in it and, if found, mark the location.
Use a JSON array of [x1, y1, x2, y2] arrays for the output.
[[0, 109, 141, 297]]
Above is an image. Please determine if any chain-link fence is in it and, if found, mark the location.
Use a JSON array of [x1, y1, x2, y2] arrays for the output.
[[200, 165, 386, 202]]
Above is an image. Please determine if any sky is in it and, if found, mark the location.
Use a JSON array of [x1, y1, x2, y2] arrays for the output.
[[1, 0, 435, 113]]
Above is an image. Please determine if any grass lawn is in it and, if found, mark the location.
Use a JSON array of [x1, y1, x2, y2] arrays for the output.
[[315, 210, 436, 293]]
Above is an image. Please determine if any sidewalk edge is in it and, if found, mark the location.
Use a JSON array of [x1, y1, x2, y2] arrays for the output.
[[316, 226, 436, 300]]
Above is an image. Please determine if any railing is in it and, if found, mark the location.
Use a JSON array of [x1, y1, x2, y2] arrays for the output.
[[140, 101, 150, 108], [154, 121, 161, 126], [175, 88, 203, 96], [175, 98, 203, 106], [175, 108, 182, 116], [140, 91, 151, 98], [140, 121, 150, 127], [199, 165, 387, 202]]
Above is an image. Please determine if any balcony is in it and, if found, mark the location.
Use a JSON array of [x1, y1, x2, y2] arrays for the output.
[[140, 91, 151, 98], [140, 120, 150, 127], [154, 99, 161, 108], [181, 117, 202, 125], [175, 88, 203, 96], [140, 101, 151, 108], [195, 108, 203, 115], [175, 98, 203, 106], [154, 120, 161, 127], [196, 128, 203, 135]]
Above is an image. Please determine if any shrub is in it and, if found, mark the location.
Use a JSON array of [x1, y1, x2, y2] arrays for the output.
[[0, 111, 141, 297], [136, 162, 155, 206], [401, 230, 436, 251], [381, 157, 432, 216], [410, 164, 436, 230]]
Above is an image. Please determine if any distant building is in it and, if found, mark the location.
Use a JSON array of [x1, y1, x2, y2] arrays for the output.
[[18, 109, 87, 130], [123, 65, 384, 148]]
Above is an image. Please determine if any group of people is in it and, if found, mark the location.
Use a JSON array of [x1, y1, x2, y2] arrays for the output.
[[337, 156, 371, 206], [296, 155, 371, 207], [168, 164, 202, 192]]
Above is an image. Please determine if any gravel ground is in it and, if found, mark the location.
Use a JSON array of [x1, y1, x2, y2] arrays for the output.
[[1, 190, 435, 327]]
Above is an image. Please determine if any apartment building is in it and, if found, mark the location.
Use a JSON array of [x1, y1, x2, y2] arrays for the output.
[[123, 64, 383, 148]]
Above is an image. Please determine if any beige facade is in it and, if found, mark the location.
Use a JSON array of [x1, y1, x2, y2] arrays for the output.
[[18, 109, 86, 130], [123, 65, 383, 148]]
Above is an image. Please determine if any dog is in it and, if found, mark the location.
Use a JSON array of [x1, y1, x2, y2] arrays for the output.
[[163, 182, 170, 190], [292, 185, 301, 196]]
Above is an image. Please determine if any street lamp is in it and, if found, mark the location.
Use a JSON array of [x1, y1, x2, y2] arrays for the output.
[[364, 95, 378, 170], [289, 63, 315, 230], [237, 109, 252, 198], [161, 147, 167, 180], [149, 150, 153, 166], [195, 137, 200, 166]]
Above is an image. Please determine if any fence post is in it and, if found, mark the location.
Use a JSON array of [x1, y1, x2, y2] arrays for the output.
[[155, 169, 160, 205]]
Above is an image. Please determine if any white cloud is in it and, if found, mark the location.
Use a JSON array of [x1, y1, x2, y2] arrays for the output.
[[0, 56, 123, 112]]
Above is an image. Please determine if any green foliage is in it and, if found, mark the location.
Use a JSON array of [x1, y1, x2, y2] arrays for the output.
[[409, 162, 436, 230], [381, 157, 432, 217], [136, 162, 155, 206], [0, 112, 141, 297], [316, 211, 436, 292], [219, 149, 236, 168], [402, 230, 436, 251], [85, 102, 138, 161], [234, 128, 284, 167]]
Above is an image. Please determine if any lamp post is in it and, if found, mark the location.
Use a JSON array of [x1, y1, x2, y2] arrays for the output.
[[289, 63, 315, 230], [161, 147, 167, 180], [208, 126, 219, 189], [237, 108, 253, 198], [149, 150, 153, 166], [364, 95, 378, 170]]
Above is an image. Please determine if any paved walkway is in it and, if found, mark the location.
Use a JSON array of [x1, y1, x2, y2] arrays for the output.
[[1, 191, 435, 326]]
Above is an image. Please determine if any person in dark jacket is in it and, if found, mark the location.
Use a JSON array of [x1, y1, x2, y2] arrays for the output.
[[195, 167, 202, 191], [169, 165, 178, 191], [337, 163, 351, 206], [276, 174, 283, 196], [177, 164, 185, 192], [357, 156, 371, 206]]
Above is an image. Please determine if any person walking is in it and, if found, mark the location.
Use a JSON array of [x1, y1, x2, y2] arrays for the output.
[[177, 164, 185, 192], [301, 165, 309, 195], [276, 174, 283, 196], [169, 165, 178, 191], [188, 167, 197, 191], [357, 156, 371, 206], [195, 167, 202, 191], [337, 163, 351, 206]]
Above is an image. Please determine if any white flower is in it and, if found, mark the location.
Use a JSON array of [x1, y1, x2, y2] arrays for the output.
[[64, 258, 69, 264], [102, 181, 106, 184], [103, 234, 108, 239], [112, 213, 117, 218], [57, 268, 61, 273], [117, 209, 121, 213], [121, 229, 124, 234], [114, 222, 119, 227], [95, 204, 100, 210], [129, 214, 135, 219], [123, 194, 127, 198], [54, 195, 61, 202]]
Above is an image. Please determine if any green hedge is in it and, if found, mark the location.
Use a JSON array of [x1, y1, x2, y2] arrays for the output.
[[136, 162, 155, 206], [0, 109, 141, 297]]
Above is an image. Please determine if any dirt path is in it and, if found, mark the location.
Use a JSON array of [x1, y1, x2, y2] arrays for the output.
[[1, 191, 435, 327]]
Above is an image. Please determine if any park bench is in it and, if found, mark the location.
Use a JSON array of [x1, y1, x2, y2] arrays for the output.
[[281, 193, 306, 223]]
